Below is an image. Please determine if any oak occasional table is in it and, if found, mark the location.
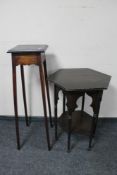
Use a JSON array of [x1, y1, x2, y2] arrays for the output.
[[7, 45, 53, 150], [48, 68, 111, 152]]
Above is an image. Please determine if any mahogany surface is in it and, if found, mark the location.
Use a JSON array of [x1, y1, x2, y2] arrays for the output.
[[8, 45, 52, 150]]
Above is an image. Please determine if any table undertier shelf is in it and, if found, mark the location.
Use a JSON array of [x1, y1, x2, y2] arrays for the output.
[[58, 111, 92, 135]]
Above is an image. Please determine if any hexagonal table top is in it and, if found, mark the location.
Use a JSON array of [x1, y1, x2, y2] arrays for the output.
[[48, 68, 111, 91]]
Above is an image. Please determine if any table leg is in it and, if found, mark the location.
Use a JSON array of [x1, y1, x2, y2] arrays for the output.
[[89, 114, 96, 149], [87, 90, 103, 150], [93, 91, 103, 137], [20, 65, 29, 126], [43, 60, 53, 127], [39, 62, 51, 151], [63, 93, 65, 113], [81, 93, 85, 112], [66, 93, 82, 152], [54, 85, 59, 140], [12, 62, 20, 150], [67, 114, 72, 152]]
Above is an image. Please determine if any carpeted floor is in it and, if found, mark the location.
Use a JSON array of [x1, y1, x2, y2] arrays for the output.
[[0, 118, 117, 175]]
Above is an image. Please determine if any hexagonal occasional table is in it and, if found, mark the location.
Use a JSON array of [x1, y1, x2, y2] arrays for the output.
[[48, 68, 111, 152]]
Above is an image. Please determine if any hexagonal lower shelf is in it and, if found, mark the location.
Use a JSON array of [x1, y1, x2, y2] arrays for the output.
[[58, 111, 92, 135]]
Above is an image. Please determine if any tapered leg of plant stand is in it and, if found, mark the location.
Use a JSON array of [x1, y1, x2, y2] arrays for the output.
[[39, 62, 51, 151], [43, 60, 53, 127], [20, 65, 29, 126], [12, 62, 20, 150]]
